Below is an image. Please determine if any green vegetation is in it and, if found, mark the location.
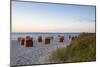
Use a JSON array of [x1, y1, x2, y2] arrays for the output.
[[47, 33, 96, 63]]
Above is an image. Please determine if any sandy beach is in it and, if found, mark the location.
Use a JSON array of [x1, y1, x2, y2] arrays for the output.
[[10, 34, 71, 66]]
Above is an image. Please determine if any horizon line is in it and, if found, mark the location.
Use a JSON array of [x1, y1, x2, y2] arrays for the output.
[[11, 32, 96, 33]]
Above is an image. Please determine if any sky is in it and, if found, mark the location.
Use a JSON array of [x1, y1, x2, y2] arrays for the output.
[[12, 1, 96, 33]]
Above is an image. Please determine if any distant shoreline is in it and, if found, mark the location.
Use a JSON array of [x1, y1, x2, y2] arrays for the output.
[[11, 32, 95, 34]]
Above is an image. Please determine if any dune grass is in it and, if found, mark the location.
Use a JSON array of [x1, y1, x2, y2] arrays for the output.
[[47, 33, 96, 63]]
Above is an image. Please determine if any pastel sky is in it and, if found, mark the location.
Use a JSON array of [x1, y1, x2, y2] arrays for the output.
[[12, 1, 96, 33]]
